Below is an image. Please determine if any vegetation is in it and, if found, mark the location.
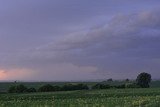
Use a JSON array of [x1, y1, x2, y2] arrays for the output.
[[92, 83, 111, 89], [0, 88, 160, 107], [125, 83, 140, 88], [125, 78, 130, 82], [136, 72, 152, 88], [8, 82, 142, 93], [61, 83, 89, 91], [107, 78, 113, 82], [26, 87, 37, 93], [6, 72, 155, 94], [38, 84, 56, 92], [8, 84, 27, 93], [1, 72, 160, 107]]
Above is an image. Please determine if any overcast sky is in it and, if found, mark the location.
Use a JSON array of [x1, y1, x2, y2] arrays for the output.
[[0, 0, 160, 81]]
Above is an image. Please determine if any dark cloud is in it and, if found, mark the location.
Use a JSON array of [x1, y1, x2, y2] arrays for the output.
[[0, 0, 160, 80], [33, 9, 160, 79]]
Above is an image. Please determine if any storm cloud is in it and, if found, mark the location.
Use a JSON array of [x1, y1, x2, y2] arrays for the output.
[[0, 0, 160, 80]]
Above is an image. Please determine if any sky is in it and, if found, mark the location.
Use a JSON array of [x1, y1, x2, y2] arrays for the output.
[[0, 0, 160, 81]]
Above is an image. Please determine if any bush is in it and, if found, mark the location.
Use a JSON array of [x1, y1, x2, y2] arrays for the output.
[[38, 84, 54, 92], [125, 83, 140, 88], [92, 83, 111, 89], [16, 84, 28, 93], [61, 84, 73, 91], [75, 84, 89, 90], [52, 86, 61, 91], [61, 84, 89, 91], [26, 88, 37, 92], [8, 84, 27, 93], [115, 84, 125, 89], [8, 86, 16, 93]]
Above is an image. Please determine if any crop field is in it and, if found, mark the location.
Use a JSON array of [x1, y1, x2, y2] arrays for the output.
[[0, 88, 160, 107]]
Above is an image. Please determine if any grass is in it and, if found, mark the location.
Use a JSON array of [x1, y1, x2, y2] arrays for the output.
[[0, 88, 160, 107]]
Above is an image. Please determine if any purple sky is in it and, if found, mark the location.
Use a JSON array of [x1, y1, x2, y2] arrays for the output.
[[0, 0, 160, 81]]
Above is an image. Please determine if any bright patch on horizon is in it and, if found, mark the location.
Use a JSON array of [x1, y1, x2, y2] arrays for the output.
[[0, 69, 34, 80], [0, 70, 7, 80]]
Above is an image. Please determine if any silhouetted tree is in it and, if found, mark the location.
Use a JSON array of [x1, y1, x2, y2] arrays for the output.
[[136, 72, 151, 88]]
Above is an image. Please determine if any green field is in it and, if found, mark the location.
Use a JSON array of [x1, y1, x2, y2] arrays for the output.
[[0, 88, 159, 107], [0, 81, 160, 107]]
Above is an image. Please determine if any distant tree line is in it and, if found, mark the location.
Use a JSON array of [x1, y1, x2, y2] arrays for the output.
[[8, 72, 152, 93], [8, 83, 89, 93], [92, 72, 151, 89], [8, 84, 36, 93]]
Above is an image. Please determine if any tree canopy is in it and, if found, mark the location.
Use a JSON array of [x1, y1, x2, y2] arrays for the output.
[[136, 72, 152, 88]]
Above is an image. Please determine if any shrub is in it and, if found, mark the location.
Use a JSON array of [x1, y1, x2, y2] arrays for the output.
[[16, 84, 28, 93], [92, 83, 111, 89], [38, 84, 54, 92], [8, 85, 16, 93], [75, 84, 89, 90], [115, 84, 125, 89], [61, 84, 89, 91], [26, 88, 37, 92], [52, 86, 61, 91], [61, 84, 74, 91], [8, 84, 27, 93], [125, 83, 140, 88]]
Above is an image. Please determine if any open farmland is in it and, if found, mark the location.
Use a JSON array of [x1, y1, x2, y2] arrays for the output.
[[0, 88, 159, 107]]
